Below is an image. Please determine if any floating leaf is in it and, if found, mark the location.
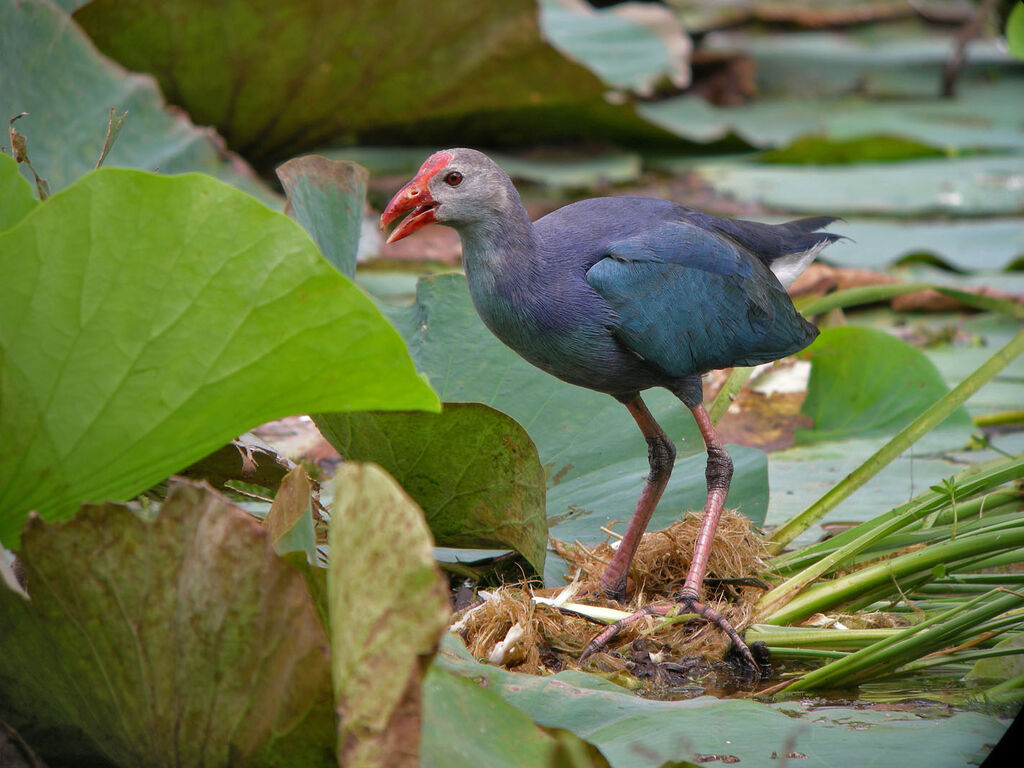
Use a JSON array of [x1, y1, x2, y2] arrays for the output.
[[0, 480, 336, 767], [640, 79, 1024, 152], [685, 156, 1024, 216], [316, 404, 547, 574], [433, 635, 1007, 768], [0, 164, 438, 546], [817, 218, 1024, 272], [328, 462, 450, 768]]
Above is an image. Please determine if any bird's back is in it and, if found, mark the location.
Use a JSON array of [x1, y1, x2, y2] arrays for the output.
[[532, 197, 836, 385]]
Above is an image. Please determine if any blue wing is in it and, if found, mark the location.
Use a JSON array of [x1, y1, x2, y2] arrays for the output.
[[585, 220, 818, 378]]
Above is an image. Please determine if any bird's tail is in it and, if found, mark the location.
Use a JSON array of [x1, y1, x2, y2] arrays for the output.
[[767, 216, 846, 288]]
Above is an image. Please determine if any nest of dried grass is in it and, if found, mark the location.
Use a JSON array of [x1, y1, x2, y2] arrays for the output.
[[451, 509, 771, 678]]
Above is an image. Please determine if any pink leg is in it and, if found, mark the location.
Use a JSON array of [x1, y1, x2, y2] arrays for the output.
[[679, 403, 733, 603], [583, 402, 761, 678], [598, 395, 675, 601]]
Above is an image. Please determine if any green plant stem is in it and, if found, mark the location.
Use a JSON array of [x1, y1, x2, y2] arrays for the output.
[[758, 459, 1024, 616], [745, 626, 901, 650], [768, 329, 1024, 553], [763, 526, 1024, 625], [768, 461, 1021, 574], [783, 591, 1023, 690]]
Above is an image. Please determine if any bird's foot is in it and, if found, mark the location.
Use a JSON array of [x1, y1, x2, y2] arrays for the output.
[[579, 595, 764, 681], [676, 595, 763, 681]]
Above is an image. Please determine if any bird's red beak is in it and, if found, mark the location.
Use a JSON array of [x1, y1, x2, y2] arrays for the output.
[[379, 152, 452, 244]]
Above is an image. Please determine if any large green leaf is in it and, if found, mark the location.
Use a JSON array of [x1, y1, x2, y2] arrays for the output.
[[0, 480, 336, 767], [0, 0, 273, 200], [0, 164, 438, 546], [316, 404, 547, 574], [640, 79, 1024, 153], [73, 0, 681, 165], [796, 326, 973, 444], [434, 635, 1006, 768], [383, 274, 769, 586], [328, 463, 450, 768]]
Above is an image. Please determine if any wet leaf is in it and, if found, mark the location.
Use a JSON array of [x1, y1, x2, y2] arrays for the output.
[[797, 326, 974, 444], [265, 465, 317, 561], [316, 404, 547, 574], [328, 462, 451, 768], [0, 0, 272, 200], [0, 479, 336, 767], [0, 164, 438, 546], [277, 155, 368, 278], [73, 0, 680, 165], [383, 274, 769, 585]]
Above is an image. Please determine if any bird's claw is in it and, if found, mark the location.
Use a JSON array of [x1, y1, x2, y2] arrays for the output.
[[578, 597, 763, 681]]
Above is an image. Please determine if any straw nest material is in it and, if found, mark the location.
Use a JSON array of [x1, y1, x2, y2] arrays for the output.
[[451, 509, 770, 677]]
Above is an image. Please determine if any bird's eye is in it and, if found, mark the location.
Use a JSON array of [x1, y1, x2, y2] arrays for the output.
[[444, 171, 463, 187]]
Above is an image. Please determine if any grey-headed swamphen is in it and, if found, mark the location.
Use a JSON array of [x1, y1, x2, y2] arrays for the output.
[[381, 148, 841, 675]]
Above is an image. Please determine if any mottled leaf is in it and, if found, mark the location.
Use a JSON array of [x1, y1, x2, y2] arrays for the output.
[[0, 165, 438, 546], [328, 462, 451, 768], [0, 479, 336, 767], [316, 404, 547, 574]]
